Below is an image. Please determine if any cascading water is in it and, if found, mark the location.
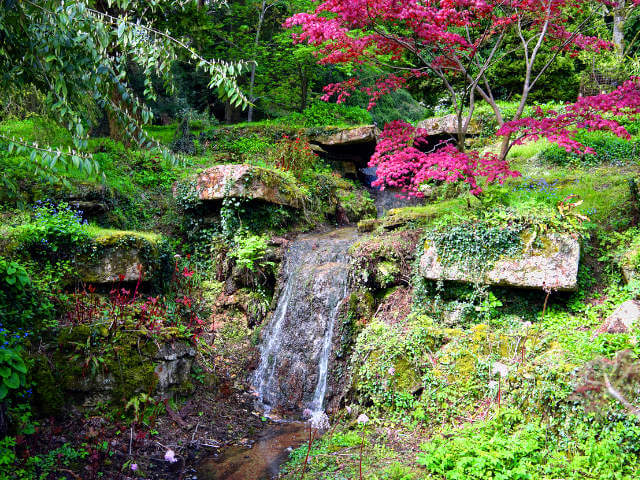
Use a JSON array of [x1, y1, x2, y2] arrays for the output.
[[252, 228, 358, 414]]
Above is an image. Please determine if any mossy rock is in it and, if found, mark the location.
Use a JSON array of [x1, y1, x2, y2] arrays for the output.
[[194, 164, 306, 208], [420, 232, 580, 291], [50, 326, 194, 405], [77, 228, 173, 285]]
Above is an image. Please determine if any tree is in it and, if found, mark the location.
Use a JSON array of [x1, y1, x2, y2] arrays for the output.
[[286, 0, 640, 196], [0, 0, 247, 177]]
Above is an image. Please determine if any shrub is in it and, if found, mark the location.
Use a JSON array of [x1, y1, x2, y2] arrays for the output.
[[229, 234, 274, 274], [0, 257, 55, 331], [541, 130, 640, 167], [267, 135, 317, 178], [301, 101, 372, 127], [16, 201, 91, 262]]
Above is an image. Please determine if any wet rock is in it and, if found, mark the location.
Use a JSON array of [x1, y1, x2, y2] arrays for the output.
[[310, 125, 380, 147], [357, 219, 380, 233], [416, 114, 481, 136], [253, 228, 358, 412], [419, 233, 580, 291], [194, 164, 305, 208], [595, 300, 640, 335]]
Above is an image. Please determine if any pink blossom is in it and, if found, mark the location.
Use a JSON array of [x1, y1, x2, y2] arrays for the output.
[[164, 449, 178, 463], [131, 463, 138, 471]]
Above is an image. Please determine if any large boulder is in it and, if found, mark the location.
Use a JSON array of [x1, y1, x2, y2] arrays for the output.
[[310, 125, 380, 147], [416, 114, 481, 136], [195, 164, 305, 209], [79, 229, 171, 284], [419, 233, 580, 291], [595, 300, 640, 335]]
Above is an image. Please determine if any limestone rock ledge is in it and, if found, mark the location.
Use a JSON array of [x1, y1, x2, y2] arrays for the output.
[[309, 125, 380, 147], [78, 229, 170, 284], [419, 233, 580, 291], [195, 164, 305, 209]]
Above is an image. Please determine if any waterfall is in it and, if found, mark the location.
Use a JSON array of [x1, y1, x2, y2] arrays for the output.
[[253, 228, 358, 414]]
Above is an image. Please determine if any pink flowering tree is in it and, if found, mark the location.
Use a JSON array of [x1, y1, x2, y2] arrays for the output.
[[286, 0, 640, 196]]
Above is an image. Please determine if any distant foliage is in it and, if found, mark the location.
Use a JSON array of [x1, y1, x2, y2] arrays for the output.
[[542, 131, 640, 167], [292, 102, 372, 127]]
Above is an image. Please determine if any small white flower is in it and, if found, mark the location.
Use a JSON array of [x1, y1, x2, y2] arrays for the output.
[[492, 362, 509, 378], [357, 413, 369, 425], [388, 366, 396, 376], [164, 449, 178, 463], [488, 380, 499, 390], [309, 411, 330, 431]]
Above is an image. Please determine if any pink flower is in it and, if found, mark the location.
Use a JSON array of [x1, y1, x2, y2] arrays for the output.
[[131, 463, 138, 471], [164, 449, 178, 463]]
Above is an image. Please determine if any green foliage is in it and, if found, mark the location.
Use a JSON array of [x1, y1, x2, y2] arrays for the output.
[[293, 101, 372, 127], [229, 234, 275, 273], [418, 409, 640, 480], [15, 201, 91, 262], [0, 0, 246, 178], [0, 257, 55, 331], [426, 221, 523, 273], [0, 348, 27, 402], [541, 130, 640, 167]]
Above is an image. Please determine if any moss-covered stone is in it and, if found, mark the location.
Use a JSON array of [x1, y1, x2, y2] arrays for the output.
[[48, 326, 193, 406], [77, 228, 173, 285], [194, 164, 306, 208]]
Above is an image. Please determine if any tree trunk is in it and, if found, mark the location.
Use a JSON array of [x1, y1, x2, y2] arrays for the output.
[[613, 0, 626, 56], [247, 0, 268, 122], [299, 65, 309, 112]]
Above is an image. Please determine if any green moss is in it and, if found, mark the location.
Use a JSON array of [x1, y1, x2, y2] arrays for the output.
[[51, 326, 161, 404]]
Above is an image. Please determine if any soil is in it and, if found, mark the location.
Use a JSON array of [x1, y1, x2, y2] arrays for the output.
[[20, 382, 268, 479]]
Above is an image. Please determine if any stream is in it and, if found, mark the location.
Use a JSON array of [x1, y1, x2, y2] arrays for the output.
[[198, 183, 420, 480], [198, 422, 308, 480]]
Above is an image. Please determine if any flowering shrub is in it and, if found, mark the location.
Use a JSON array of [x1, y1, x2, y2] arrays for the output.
[[17, 201, 91, 262], [370, 121, 520, 196], [267, 135, 317, 179]]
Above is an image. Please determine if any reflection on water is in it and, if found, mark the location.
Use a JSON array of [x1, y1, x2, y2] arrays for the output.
[[198, 422, 308, 480]]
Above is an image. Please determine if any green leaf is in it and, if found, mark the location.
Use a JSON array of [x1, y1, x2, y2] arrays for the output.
[[5, 372, 20, 389], [0, 384, 7, 401]]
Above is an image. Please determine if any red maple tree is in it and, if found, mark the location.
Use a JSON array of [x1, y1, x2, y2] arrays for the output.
[[286, 0, 640, 196]]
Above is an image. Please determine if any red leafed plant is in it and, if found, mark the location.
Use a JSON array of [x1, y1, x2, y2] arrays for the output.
[[286, 0, 640, 196]]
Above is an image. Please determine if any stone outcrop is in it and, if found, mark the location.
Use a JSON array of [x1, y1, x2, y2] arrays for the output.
[[419, 233, 580, 291], [595, 300, 640, 335], [79, 230, 169, 284], [195, 164, 305, 209], [416, 114, 481, 136], [309, 125, 380, 147]]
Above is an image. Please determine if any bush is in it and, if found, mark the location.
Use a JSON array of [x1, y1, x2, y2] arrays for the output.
[[267, 135, 317, 178], [16, 201, 91, 262], [0, 258, 54, 331], [541, 130, 640, 167], [300, 102, 372, 127]]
